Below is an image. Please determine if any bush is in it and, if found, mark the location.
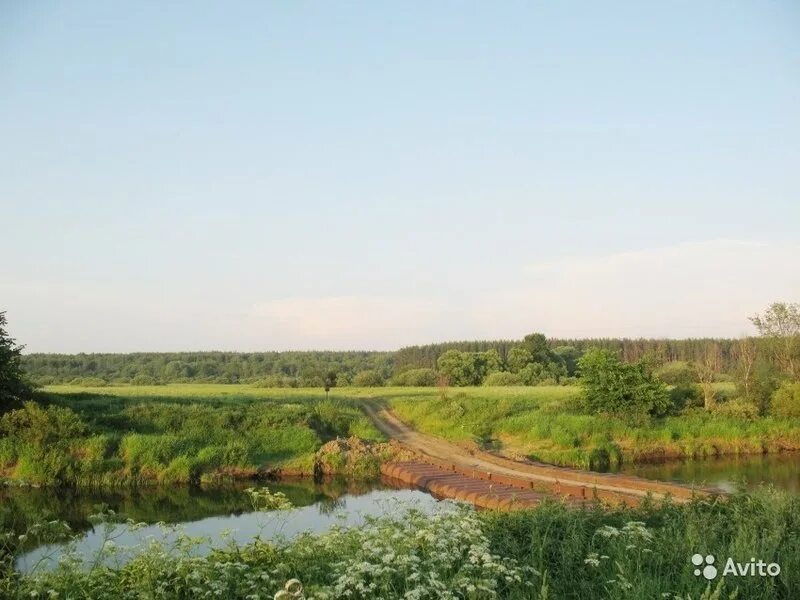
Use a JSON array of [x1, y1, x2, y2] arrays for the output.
[[482, 371, 523, 386], [517, 363, 546, 385], [771, 381, 800, 418], [253, 375, 291, 388], [130, 375, 160, 386], [352, 370, 385, 387], [713, 398, 760, 420], [578, 349, 671, 417], [669, 383, 702, 411], [0, 402, 86, 448], [392, 368, 437, 386], [745, 361, 781, 414], [654, 361, 697, 386], [70, 377, 108, 387]]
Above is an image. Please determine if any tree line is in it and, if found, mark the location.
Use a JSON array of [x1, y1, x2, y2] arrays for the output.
[[20, 351, 393, 387], [395, 337, 743, 373], [5, 304, 799, 403]]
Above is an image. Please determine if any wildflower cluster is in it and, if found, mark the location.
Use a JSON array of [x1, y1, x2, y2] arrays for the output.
[[584, 521, 656, 595], [8, 502, 535, 599], [325, 505, 537, 599]]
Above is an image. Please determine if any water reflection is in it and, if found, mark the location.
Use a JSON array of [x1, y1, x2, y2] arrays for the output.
[[613, 452, 800, 493], [5, 479, 439, 573]]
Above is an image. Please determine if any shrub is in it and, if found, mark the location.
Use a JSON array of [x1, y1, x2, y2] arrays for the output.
[[517, 362, 546, 385], [0, 402, 86, 449], [771, 381, 800, 418], [745, 360, 781, 414], [352, 370, 385, 387], [669, 383, 703, 411], [392, 368, 437, 386], [578, 349, 671, 417], [253, 375, 283, 388], [654, 361, 697, 386], [713, 398, 760, 420], [72, 377, 108, 387], [130, 375, 160, 386], [483, 371, 523, 386]]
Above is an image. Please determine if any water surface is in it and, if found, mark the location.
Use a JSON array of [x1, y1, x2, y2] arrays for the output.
[[612, 452, 800, 493], [3, 479, 439, 573]]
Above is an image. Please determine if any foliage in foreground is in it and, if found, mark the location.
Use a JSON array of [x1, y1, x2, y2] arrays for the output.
[[3, 488, 799, 599], [0, 312, 30, 414]]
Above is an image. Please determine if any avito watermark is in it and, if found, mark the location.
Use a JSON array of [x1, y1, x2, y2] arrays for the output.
[[691, 553, 780, 581]]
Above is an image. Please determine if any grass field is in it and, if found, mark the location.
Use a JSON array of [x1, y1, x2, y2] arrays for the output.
[[0, 385, 386, 486], [380, 384, 800, 468], [3, 382, 800, 486]]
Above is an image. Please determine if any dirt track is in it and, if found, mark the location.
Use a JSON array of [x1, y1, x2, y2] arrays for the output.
[[362, 400, 711, 504]]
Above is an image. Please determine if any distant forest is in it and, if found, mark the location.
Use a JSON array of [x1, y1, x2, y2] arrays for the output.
[[22, 337, 740, 387]]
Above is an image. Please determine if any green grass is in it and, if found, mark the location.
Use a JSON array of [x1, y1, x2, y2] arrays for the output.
[[0, 385, 385, 486], [381, 385, 800, 468], [4, 488, 799, 599], [3, 381, 798, 485]]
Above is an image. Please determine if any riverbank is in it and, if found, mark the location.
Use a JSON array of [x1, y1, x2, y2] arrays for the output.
[[4, 486, 798, 599], [3, 384, 800, 488], [381, 386, 800, 468], [0, 385, 409, 487]]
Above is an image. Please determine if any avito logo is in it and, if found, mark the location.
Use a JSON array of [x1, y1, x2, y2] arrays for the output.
[[691, 553, 780, 580]]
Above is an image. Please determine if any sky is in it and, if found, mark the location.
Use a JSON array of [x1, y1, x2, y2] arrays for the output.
[[1, 1, 799, 352]]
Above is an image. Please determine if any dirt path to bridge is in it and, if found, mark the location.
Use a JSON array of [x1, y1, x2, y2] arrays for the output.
[[362, 400, 711, 504]]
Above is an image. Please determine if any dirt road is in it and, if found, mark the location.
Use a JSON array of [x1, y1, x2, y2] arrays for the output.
[[362, 400, 710, 503]]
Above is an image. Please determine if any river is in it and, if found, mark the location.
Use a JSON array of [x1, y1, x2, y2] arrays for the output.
[[5, 452, 799, 573]]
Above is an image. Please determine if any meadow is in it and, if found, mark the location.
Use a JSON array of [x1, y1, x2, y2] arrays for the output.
[[3, 383, 800, 489], [383, 384, 800, 469], [0, 385, 386, 487]]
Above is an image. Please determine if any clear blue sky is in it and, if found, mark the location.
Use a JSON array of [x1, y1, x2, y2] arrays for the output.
[[2, 1, 799, 352]]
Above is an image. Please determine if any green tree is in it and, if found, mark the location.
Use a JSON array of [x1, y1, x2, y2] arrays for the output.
[[0, 312, 30, 413], [506, 347, 533, 374], [436, 350, 477, 386], [436, 350, 501, 386], [578, 348, 671, 417], [474, 349, 502, 381], [552, 346, 582, 376], [521, 333, 551, 363], [750, 302, 800, 380], [323, 370, 338, 389], [392, 368, 437, 386]]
